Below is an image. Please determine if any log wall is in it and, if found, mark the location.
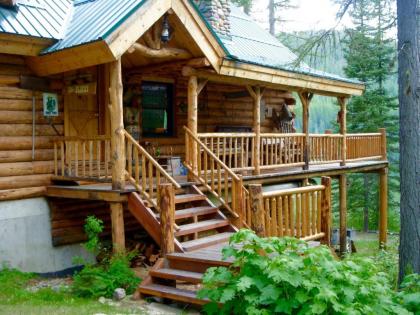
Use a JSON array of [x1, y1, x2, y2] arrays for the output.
[[0, 54, 63, 199]]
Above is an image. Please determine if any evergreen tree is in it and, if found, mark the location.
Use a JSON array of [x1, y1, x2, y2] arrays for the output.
[[342, 0, 399, 232], [231, 0, 253, 14]]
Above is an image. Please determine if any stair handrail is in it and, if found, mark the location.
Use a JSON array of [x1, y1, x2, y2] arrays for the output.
[[184, 126, 244, 222], [123, 130, 181, 210]]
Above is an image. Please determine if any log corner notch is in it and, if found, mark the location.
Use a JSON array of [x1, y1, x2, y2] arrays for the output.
[[247, 85, 265, 175], [298, 91, 314, 170], [108, 58, 126, 252]]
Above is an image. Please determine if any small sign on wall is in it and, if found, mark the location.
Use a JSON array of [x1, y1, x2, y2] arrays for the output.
[[43, 93, 59, 116]]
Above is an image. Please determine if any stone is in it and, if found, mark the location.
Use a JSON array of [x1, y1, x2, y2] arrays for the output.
[[113, 287, 126, 301], [98, 296, 107, 304]]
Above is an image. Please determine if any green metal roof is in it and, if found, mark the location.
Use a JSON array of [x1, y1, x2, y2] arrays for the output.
[[0, 0, 361, 85]]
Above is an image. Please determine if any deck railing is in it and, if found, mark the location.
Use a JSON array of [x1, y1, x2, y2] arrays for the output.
[[347, 131, 385, 161], [196, 129, 387, 172], [185, 127, 244, 222], [247, 177, 332, 243], [54, 136, 112, 180], [124, 130, 181, 210]]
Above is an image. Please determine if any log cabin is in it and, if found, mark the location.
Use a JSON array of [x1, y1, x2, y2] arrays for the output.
[[0, 0, 388, 303]]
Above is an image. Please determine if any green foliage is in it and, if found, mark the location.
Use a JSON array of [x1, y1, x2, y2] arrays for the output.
[[71, 216, 140, 298], [72, 254, 140, 298], [396, 273, 420, 314], [198, 230, 412, 315]]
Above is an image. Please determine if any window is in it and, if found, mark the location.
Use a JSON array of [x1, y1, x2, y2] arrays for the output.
[[141, 82, 174, 137]]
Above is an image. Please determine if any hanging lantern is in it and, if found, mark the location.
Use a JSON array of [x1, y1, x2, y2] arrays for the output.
[[161, 15, 172, 43]]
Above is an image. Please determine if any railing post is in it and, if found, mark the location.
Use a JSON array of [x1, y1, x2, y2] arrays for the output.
[[249, 184, 265, 237], [378, 168, 388, 248], [159, 183, 175, 256], [233, 175, 244, 228], [338, 97, 348, 166], [320, 176, 332, 245], [298, 92, 313, 170], [379, 128, 387, 161], [339, 174, 347, 256], [247, 86, 263, 175]]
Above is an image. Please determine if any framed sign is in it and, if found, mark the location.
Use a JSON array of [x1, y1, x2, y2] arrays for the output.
[[43, 93, 59, 116]]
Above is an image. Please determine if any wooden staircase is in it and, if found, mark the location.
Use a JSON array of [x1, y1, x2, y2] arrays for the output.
[[127, 183, 237, 253]]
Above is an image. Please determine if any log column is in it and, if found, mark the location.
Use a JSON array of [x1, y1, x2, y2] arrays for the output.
[[338, 97, 348, 166], [379, 168, 388, 248], [249, 184, 265, 237], [298, 92, 313, 170], [108, 58, 126, 252], [247, 86, 263, 175], [159, 184, 175, 256], [321, 176, 332, 245], [339, 174, 347, 256], [187, 76, 198, 180]]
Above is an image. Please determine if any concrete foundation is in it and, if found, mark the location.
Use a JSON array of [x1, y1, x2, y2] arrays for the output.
[[0, 197, 95, 273]]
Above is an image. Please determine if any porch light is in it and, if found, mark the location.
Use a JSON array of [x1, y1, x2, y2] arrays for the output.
[[161, 15, 172, 43]]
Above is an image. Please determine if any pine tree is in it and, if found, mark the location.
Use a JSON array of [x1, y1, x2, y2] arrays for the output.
[[342, 0, 399, 232], [231, 0, 253, 14]]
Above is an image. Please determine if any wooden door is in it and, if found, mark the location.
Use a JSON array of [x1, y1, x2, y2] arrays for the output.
[[64, 94, 99, 138]]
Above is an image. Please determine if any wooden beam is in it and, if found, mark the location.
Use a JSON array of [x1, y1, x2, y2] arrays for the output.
[[109, 59, 125, 191], [379, 168, 388, 248], [379, 128, 387, 161], [298, 92, 313, 170], [0, 186, 46, 201], [187, 76, 198, 180], [321, 177, 332, 245], [0, 33, 53, 56], [249, 184, 265, 237], [128, 42, 192, 59], [187, 57, 211, 68], [220, 60, 365, 97], [338, 97, 348, 166], [110, 202, 125, 253], [159, 184, 175, 256], [339, 174, 347, 256], [247, 86, 264, 175]]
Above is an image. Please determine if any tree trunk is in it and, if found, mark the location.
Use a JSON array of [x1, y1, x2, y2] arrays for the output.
[[397, 0, 420, 282], [268, 0, 275, 35]]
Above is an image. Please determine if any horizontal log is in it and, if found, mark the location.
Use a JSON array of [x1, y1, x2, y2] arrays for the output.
[[0, 74, 20, 85], [0, 110, 63, 124], [0, 124, 63, 136], [0, 54, 26, 65], [0, 149, 55, 162], [0, 161, 54, 177], [0, 174, 52, 190], [0, 136, 60, 150], [0, 99, 64, 111], [0, 64, 32, 76], [0, 86, 42, 99], [0, 186, 46, 201]]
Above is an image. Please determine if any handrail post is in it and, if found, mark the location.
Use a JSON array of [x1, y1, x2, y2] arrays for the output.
[[233, 175, 244, 228], [320, 176, 332, 245], [249, 184, 265, 237], [338, 97, 348, 166], [159, 183, 175, 256], [379, 128, 387, 161]]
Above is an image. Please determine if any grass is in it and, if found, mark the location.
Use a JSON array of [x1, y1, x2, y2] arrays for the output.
[[0, 269, 144, 315]]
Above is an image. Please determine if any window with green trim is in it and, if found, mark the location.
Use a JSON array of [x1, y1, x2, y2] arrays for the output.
[[141, 82, 174, 137]]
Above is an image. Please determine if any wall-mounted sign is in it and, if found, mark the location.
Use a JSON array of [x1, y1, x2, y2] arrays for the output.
[[43, 93, 59, 116], [66, 82, 97, 95]]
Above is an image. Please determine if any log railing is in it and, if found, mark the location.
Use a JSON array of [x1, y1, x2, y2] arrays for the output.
[[248, 177, 332, 244], [124, 130, 181, 210], [54, 136, 112, 180], [260, 133, 306, 169], [309, 134, 343, 164], [198, 133, 255, 171], [185, 127, 244, 220], [346, 131, 385, 161]]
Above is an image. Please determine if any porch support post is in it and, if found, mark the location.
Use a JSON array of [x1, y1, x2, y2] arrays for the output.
[[379, 168, 388, 248], [249, 184, 265, 237], [159, 183, 175, 256], [338, 97, 348, 166], [108, 58, 125, 252], [187, 76, 198, 180], [298, 92, 313, 170], [339, 174, 347, 256], [247, 86, 263, 175]]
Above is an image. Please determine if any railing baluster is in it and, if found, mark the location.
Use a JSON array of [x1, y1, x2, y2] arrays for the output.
[[278, 196, 283, 237], [89, 141, 93, 177], [97, 140, 101, 178], [60, 142, 65, 176], [271, 197, 277, 236], [75, 141, 79, 177], [54, 142, 58, 175], [296, 193, 301, 238], [82, 141, 86, 178], [134, 147, 139, 185], [289, 194, 294, 237]]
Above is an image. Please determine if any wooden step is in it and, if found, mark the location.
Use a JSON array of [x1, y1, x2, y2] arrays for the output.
[[175, 219, 229, 237], [175, 193, 207, 204], [150, 268, 203, 284], [174, 206, 218, 219], [139, 283, 207, 305], [181, 232, 233, 251]]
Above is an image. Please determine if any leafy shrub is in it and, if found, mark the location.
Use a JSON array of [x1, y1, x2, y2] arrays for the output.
[[396, 273, 420, 314], [71, 216, 140, 298], [198, 230, 412, 315]]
